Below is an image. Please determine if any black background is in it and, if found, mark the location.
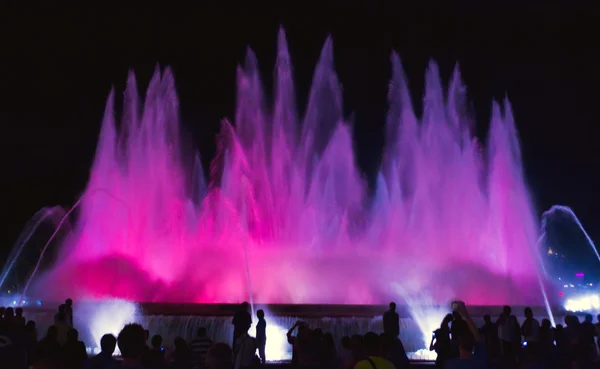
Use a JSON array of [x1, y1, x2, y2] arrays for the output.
[[1, 3, 599, 263]]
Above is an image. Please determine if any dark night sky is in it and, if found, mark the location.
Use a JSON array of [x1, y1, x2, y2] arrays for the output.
[[1, 4, 599, 263]]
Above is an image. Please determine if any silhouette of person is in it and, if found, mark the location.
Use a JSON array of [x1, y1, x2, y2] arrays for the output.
[[451, 311, 469, 343], [143, 334, 165, 369], [65, 298, 74, 328], [381, 332, 409, 369], [89, 333, 117, 369], [35, 326, 61, 368], [580, 314, 597, 360], [430, 313, 454, 368], [25, 320, 38, 366], [383, 302, 400, 338], [255, 309, 266, 364], [62, 328, 87, 369], [3, 307, 14, 332], [171, 337, 192, 369], [190, 327, 212, 369], [234, 329, 256, 369], [116, 323, 147, 368], [497, 305, 520, 360], [353, 332, 395, 369], [14, 307, 25, 328], [480, 314, 499, 358], [53, 305, 69, 345], [231, 302, 251, 349], [206, 342, 233, 369], [521, 306, 540, 355]]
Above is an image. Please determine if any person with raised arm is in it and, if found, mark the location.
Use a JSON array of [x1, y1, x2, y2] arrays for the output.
[[443, 301, 486, 369], [430, 313, 455, 368]]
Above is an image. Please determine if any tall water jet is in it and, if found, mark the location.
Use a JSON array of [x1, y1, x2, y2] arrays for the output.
[[13, 29, 543, 312]]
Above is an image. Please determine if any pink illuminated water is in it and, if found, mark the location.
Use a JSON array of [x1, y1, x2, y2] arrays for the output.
[[30, 30, 542, 306]]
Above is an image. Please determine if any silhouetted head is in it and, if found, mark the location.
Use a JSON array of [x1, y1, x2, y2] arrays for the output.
[[257, 309, 264, 319], [65, 298, 73, 307], [15, 307, 23, 316], [101, 334, 117, 355], [118, 323, 147, 360], [174, 337, 189, 351], [389, 302, 396, 311], [483, 314, 491, 324], [363, 332, 381, 355], [46, 325, 58, 340], [4, 307, 14, 317], [206, 342, 233, 369], [58, 304, 66, 314], [565, 315, 580, 327], [67, 328, 79, 342], [541, 319, 551, 329], [585, 314, 593, 323], [198, 327, 207, 337], [524, 307, 533, 319], [241, 302, 249, 311], [151, 334, 163, 348], [25, 320, 36, 331], [502, 305, 511, 316]]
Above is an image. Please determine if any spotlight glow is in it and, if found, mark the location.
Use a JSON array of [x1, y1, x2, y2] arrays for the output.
[[79, 299, 140, 353], [564, 294, 600, 312], [408, 349, 438, 361], [250, 312, 291, 362]]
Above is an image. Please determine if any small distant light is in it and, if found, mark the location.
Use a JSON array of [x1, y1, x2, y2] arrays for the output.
[[36, 300, 42, 306], [564, 285, 569, 288], [558, 277, 562, 281], [12, 301, 16, 305], [7, 290, 11, 294], [576, 273, 585, 277], [21, 301, 26, 305], [558, 291, 564, 297]]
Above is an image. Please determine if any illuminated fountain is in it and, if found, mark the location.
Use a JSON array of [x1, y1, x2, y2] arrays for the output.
[[540, 205, 600, 313], [4, 29, 549, 356]]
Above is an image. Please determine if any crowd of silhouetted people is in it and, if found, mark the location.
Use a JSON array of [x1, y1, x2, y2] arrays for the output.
[[428, 303, 600, 369], [0, 298, 213, 369], [3, 298, 600, 369]]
